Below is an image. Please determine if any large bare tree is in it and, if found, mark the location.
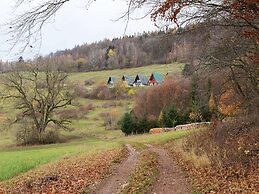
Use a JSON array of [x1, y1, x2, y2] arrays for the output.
[[0, 68, 73, 143]]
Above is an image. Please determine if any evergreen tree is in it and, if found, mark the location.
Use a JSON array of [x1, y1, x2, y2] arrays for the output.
[[120, 113, 134, 135], [160, 105, 179, 127]]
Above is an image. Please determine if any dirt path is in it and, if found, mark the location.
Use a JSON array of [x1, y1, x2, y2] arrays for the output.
[[147, 145, 191, 194], [92, 144, 139, 194]]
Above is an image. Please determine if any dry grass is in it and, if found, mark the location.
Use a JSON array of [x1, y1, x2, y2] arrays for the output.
[[170, 139, 211, 167], [120, 150, 158, 194]]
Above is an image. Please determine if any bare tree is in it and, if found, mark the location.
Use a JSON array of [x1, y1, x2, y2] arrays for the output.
[[0, 68, 73, 143], [8, 0, 71, 51]]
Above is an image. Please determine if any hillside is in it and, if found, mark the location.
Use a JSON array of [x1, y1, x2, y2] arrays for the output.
[[0, 58, 257, 193], [0, 63, 183, 180], [0, 63, 183, 147], [69, 63, 184, 85], [0, 25, 209, 73]]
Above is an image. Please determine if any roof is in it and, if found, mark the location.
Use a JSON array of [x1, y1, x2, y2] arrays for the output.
[[107, 76, 118, 85], [151, 72, 164, 83], [122, 75, 134, 85], [134, 74, 148, 85]]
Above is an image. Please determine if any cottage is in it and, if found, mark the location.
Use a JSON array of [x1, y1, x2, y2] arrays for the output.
[[122, 75, 134, 87], [107, 76, 118, 87], [148, 72, 164, 86], [133, 74, 148, 87]]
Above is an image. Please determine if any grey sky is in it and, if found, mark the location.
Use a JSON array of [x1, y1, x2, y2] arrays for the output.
[[0, 0, 157, 61]]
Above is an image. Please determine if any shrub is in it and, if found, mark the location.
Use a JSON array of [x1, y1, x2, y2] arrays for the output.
[[99, 108, 122, 130], [159, 105, 190, 128], [58, 108, 81, 119], [16, 121, 60, 145], [58, 104, 94, 120], [119, 113, 159, 135], [90, 84, 113, 100], [73, 84, 89, 98], [41, 130, 60, 144], [120, 112, 135, 135], [159, 105, 180, 127], [182, 63, 194, 77], [88, 83, 130, 100], [79, 104, 95, 112], [16, 125, 39, 145], [102, 102, 123, 108], [137, 116, 159, 134], [133, 78, 191, 120], [183, 113, 259, 168], [84, 79, 95, 86]]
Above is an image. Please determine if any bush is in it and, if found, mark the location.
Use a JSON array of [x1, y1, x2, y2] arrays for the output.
[[102, 102, 123, 108], [90, 84, 113, 100], [58, 108, 81, 119], [133, 78, 191, 120], [16, 125, 39, 145], [159, 105, 180, 127], [99, 108, 122, 130], [119, 113, 159, 135], [79, 104, 95, 112], [159, 105, 190, 128], [120, 113, 135, 135], [58, 104, 94, 120], [41, 130, 60, 144], [182, 63, 194, 77], [182, 113, 259, 168], [16, 122, 60, 145], [84, 79, 95, 86], [137, 116, 159, 134], [88, 83, 130, 100], [73, 84, 89, 98]]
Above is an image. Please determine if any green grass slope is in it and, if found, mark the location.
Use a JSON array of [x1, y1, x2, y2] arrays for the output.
[[0, 63, 185, 181], [69, 63, 184, 85]]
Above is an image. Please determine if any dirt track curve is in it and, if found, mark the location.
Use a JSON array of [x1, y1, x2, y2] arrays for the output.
[[92, 144, 139, 194], [147, 144, 191, 194], [92, 144, 191, 194]]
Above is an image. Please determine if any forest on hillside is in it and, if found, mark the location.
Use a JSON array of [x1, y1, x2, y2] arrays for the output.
[[0, 24, 226, 72]]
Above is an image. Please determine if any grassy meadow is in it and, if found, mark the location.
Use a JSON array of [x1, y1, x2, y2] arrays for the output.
[[69, 63, 184, 86], [0, 63, 190, 182], [0, 138, 121, 181]]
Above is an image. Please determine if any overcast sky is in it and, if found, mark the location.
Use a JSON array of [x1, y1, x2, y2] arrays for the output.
[[0, 0, 157, 61]]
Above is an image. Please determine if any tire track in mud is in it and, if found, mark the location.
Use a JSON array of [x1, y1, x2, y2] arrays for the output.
[[92, 144, 139, 194]]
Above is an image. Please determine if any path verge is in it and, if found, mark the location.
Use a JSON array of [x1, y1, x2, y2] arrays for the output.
[[147, 144, 191, 194], [90, 144, 139, 194]]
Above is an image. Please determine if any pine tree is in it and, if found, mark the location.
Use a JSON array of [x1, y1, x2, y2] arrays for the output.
[[120, 113, 134, 135]]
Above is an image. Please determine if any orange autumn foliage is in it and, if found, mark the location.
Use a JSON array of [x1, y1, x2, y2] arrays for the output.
[[218, 89, 241, 116]]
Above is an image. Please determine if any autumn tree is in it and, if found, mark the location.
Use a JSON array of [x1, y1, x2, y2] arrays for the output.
[[76, 58, 88, 72], [105, 46, 117, 68], [0, 68, 73, 144], [133, 78, 191, 121]]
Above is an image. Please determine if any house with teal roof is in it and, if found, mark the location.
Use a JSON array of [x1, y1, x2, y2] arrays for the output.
[[148, 72, 164, 86]]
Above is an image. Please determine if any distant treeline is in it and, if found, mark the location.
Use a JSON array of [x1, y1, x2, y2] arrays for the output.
[[0, 24, 218, 72]]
